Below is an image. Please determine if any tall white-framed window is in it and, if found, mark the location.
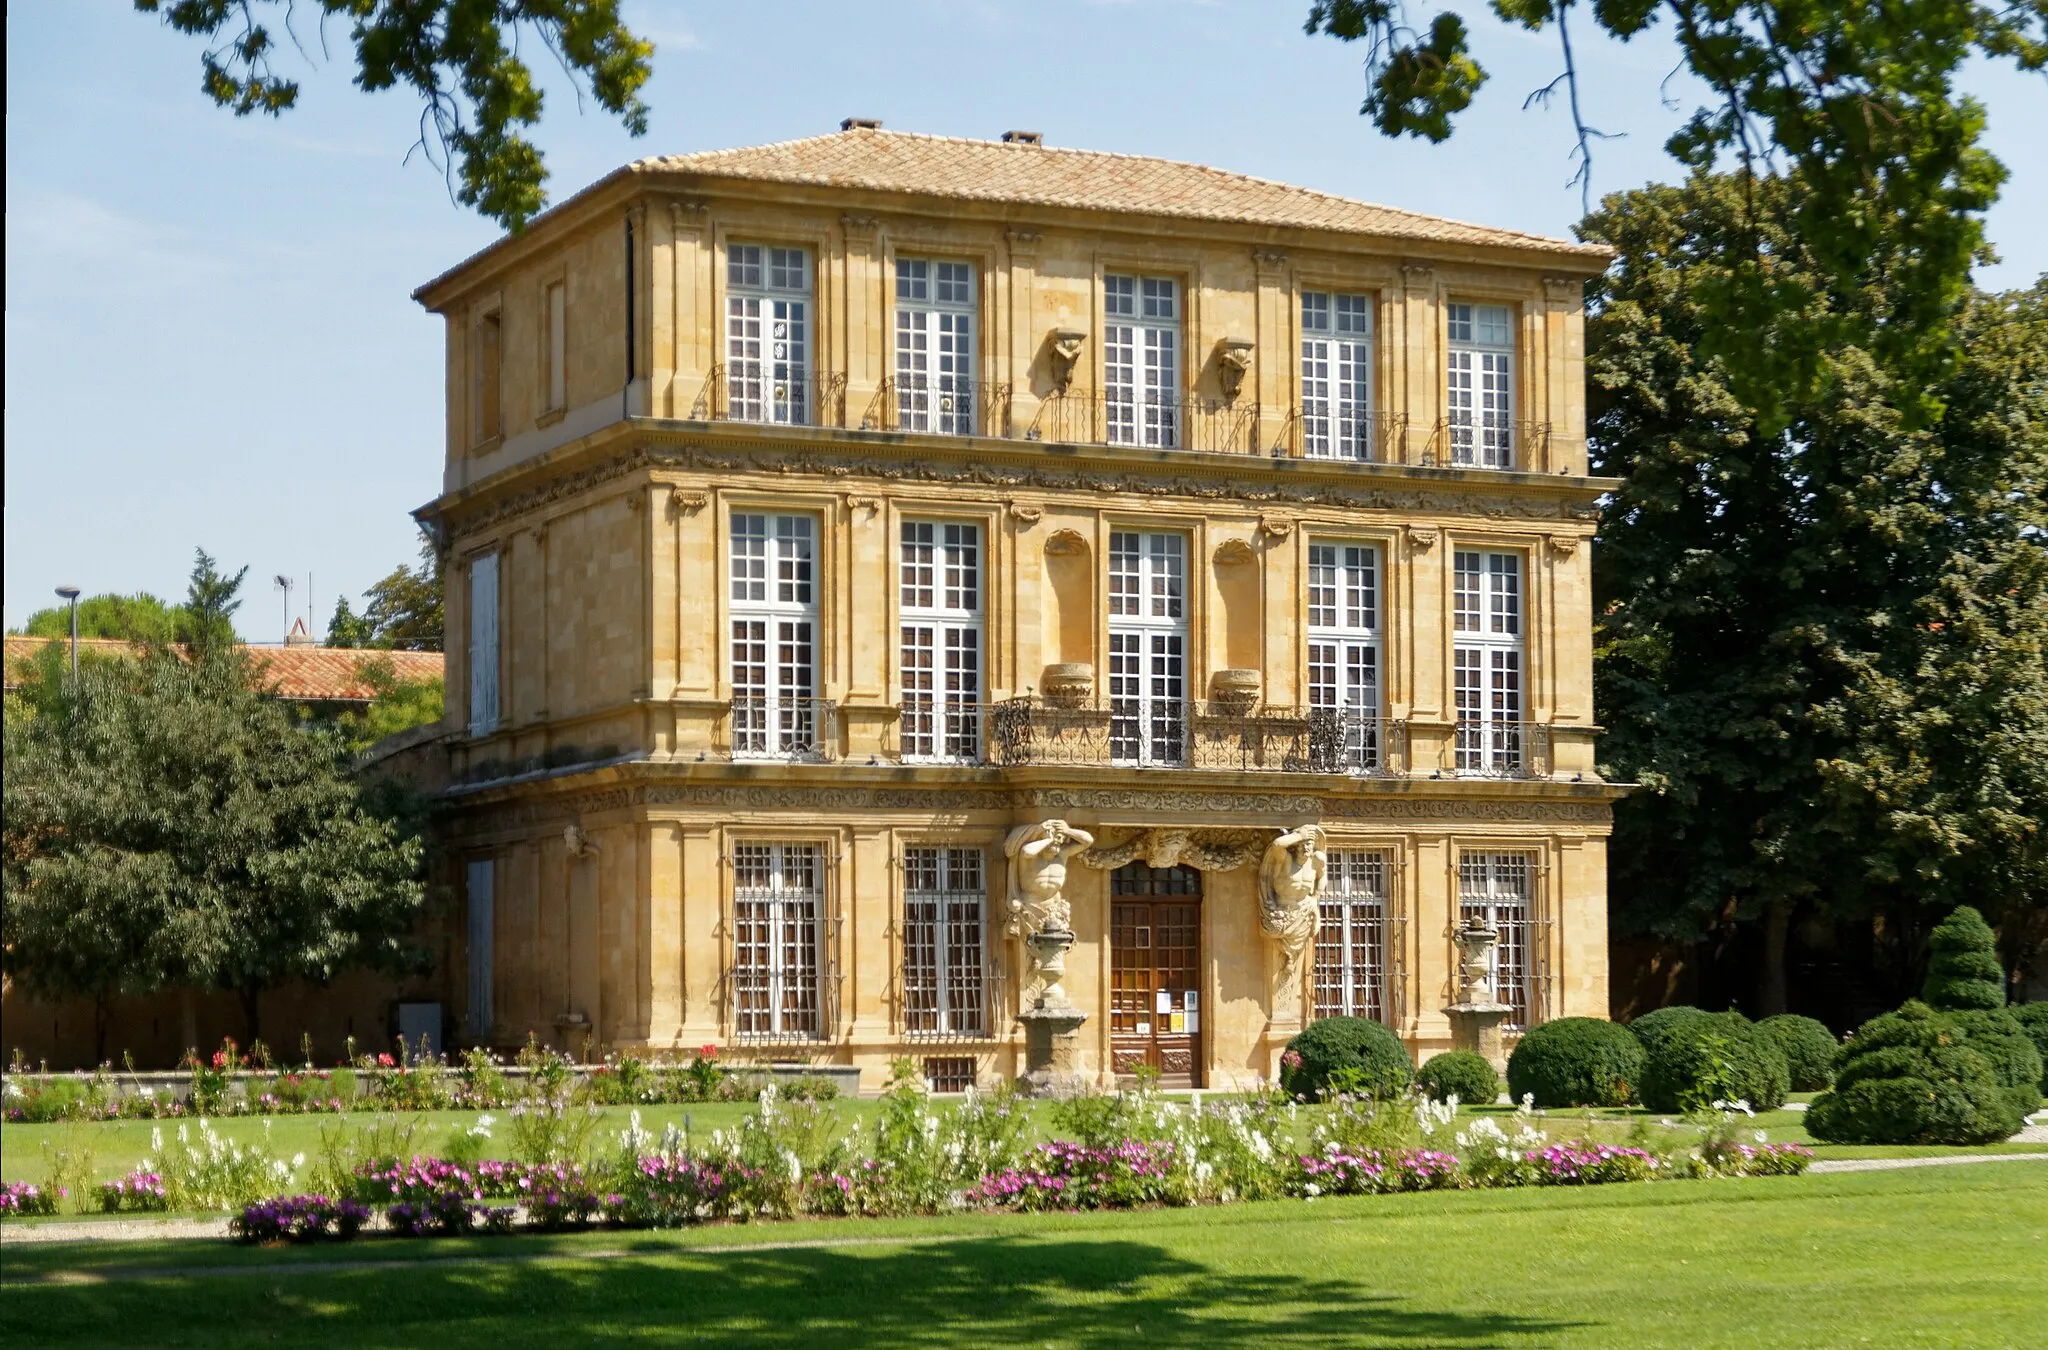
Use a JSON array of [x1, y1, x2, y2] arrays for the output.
[[1307, 541, 1381, 771], [465, 858, 496, 1037], [896, 259, 976, 435], [899, 521, 982, 763], [1459, 852, 1534, 1028], [730, 512, 820, 758], [731, 842, 824, 1040], [544, 279, 567, 412], [1301, 291, 1374, 459], [1453, 550, 1525, 774], [726, 245, 811, 425], [1108, 531, 1187, 765], [902, 847, 987, 1037], [1314, 850, 1387, 1021], [1446, 302, 1515, 467], [466, 551, 500, 738], [1104, 274, 1179, 448]]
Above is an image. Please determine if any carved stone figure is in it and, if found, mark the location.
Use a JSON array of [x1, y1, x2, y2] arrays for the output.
[[1003, 819, 1095, 937], [1257, 825, 1327, 974]]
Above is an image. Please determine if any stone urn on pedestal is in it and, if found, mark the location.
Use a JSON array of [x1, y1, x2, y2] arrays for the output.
[[1444, 918, 1514, 1074]]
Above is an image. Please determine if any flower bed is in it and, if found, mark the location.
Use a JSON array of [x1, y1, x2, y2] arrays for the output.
[[97, 1169, 171, 1213], [1, 1180, 63, 1217]]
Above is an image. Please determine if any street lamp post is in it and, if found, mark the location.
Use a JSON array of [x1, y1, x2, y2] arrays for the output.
[[54, 585, 80, 679]]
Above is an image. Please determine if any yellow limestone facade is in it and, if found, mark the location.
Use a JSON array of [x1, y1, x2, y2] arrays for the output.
[[416, 125, 1625, 1091]]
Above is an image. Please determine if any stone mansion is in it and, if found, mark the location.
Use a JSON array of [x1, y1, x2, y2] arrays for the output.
[[418, 122, 1622, 1091]]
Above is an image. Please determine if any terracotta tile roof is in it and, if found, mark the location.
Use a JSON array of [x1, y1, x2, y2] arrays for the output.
[[634, 127, 1608, 261], [3, 636, 443, 704]]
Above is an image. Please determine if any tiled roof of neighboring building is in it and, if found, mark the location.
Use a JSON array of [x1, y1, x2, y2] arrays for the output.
[[633, 126, 1609, 260], [2, 636, 444, 703]]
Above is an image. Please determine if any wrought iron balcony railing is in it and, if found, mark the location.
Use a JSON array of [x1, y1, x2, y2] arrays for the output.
[[1025, 392, 1260, 454], [1453, 719, 1552, 779], [720, 697, 840, 763], [1317, 710, 1408, 776], [1420, 417, 1551, 470], [858, 376, 1013, 439], [690, 363, 848, 428], [1273, 407, 1408, 463]]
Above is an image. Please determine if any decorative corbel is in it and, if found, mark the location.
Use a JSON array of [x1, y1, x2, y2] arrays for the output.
[[666, 490, 708, 521], [1545, 534, 1581, 559], [627, 492, 646, 512], [1256, 516, 1294, 543], [1008, 502, 1044, 527], [668, 199, 709, 239], [563, 823, 599, 858], [1406, 525, 1440, 552], [1214, 337, 1255, 402], [845, 493, 882, 518], [1048, 328, 1087, 393], [1252, 248, 1288, 274]]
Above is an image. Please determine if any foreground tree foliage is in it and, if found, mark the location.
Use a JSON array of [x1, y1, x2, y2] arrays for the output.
[[1584, 170, 2048, 1003], [16, 592, 181, 644], [3, 568, 428, 1056], [326, 533, 444, 651], [135, 1, 654, 229]]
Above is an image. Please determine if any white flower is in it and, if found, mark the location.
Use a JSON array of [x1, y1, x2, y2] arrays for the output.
[[1752, 1129, 1768, 1144]]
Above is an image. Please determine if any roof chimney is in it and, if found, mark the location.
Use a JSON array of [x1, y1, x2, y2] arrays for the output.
[[841, 117, 883, 132], [1001, 130, 1044, 146]]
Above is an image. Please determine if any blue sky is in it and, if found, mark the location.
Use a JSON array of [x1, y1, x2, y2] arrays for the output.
[[7, 1, 2043, 639]]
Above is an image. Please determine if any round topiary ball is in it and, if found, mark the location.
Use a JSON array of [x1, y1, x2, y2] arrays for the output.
[[1505, 1018, 1644, 1108], [1949, 1008, 2045, 1117], [1627, 1005, 1709, 1057], [1922, 905, 2007, 1012], [1282, 1017, 1414, 1100], [1759, 1014, 1840, 1092], [2009, 1004, 2048, 1093], [1639, 1010, 1791, 1113], [1417, 1051, 1500, 1105], [1807, 1001, 2025, 1145]]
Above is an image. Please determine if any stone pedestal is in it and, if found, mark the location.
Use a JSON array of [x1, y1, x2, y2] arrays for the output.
[[1019, 928, 1087, 1096], [1444, 1003, 1513, 1076]]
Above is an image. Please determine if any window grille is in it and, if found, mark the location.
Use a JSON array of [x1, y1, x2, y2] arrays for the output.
[[1459, 852, 1533, 1028], [1307, 542, 1381, 771], [902, 847, 988, 1038], [923, 1056, 977, 1093], [1104, 274, 1179, 448], [466, 552, 500, 737], [896, 259, 977, 434], [1108, 532, 1187, 765], [1314, 851, 1387, 1021], [899, 522, 982, 762], [727, 244, 811, 425], [1301, 291, 1374, 459], [1453, 550, 1525, 774], [731, 842, 824, 1040], [465, 858, 496, 1037], [1447, 302, 1515, 467], [730, 513, 819, 758]]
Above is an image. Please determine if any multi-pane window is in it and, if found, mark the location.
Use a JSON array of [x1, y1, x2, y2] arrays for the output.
[[726, 245, 811, 424], [1301, 292, 1374, 459], [1460, 852, 1534, 1028], [465, 858, 496, 1037], [1453, 550, 1525, 774], [466, 552, 500, 737], [1108, 532, 1186, 765], [730, 513, 819, 758], [1104, 275, 1179, 448], [902, 847, 987, 1037], [1447, 302, 1515, 467], [900, 522, 982, 762], [1314, 851, 1387, 1021], [1307, 542, 1381, 771], [896, 260, 976, 434], [731, 843, 823, 1039]]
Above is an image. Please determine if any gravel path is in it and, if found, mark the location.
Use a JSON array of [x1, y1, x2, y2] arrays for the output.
[[1, 1217, 229, 1247], [1807, 1152, 2048, 1174]]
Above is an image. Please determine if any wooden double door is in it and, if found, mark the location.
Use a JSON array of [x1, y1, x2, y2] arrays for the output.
[[1109, 863, 1203, 1087]]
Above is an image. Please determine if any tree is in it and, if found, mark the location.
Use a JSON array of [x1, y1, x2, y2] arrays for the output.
[[176, 548, 247, 658], [336, 655, 446, 754], [326, 532, 444, 651], [15, 593, 180, 644], [1582, 171, 2048, 1005], [2, 565, 427, 1055], [1924, 906, 2010, 1011], [135, 1, 654, 230]]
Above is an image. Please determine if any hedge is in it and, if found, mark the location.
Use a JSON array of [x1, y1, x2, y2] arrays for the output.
[[2012, 1004, 2048, 1093], [1758, 1015, 1840, 1092], [1806, 1001, 2026, 1145], [1506, 1018, 1644, 1108], [1922, 906, 2006, 1012], [1639, 1010, 1790, 1114], [1417, 1051, 1500, 1105], [1627, 1006, 1709, 1058], [1282, 1018, 1413, 1100], [1948, 1009, 2045, 1117]]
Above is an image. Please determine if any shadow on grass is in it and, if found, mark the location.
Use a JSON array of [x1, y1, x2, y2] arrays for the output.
[[8, 1233, 1587, 1348]]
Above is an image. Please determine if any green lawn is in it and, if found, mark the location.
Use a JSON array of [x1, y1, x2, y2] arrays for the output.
[[3, 1163, 2044, 1347]]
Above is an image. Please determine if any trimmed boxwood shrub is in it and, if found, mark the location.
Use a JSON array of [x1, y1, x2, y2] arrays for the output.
[[1639, 1010, 1790, 1113], [1417, 1051, 1500, 1105], [1921, 906, 2006, 1011], [1627, 1006, 1709, 1058], [1807, 1001, 2026, 1145], [1759, 1014, 1840, 1092], [1949, 1009, 2045, 1116], [1282, 1017, 1413, 1099], [2011, 1004, 2048, 1093], [1506, 1018, 1644, 1108]]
